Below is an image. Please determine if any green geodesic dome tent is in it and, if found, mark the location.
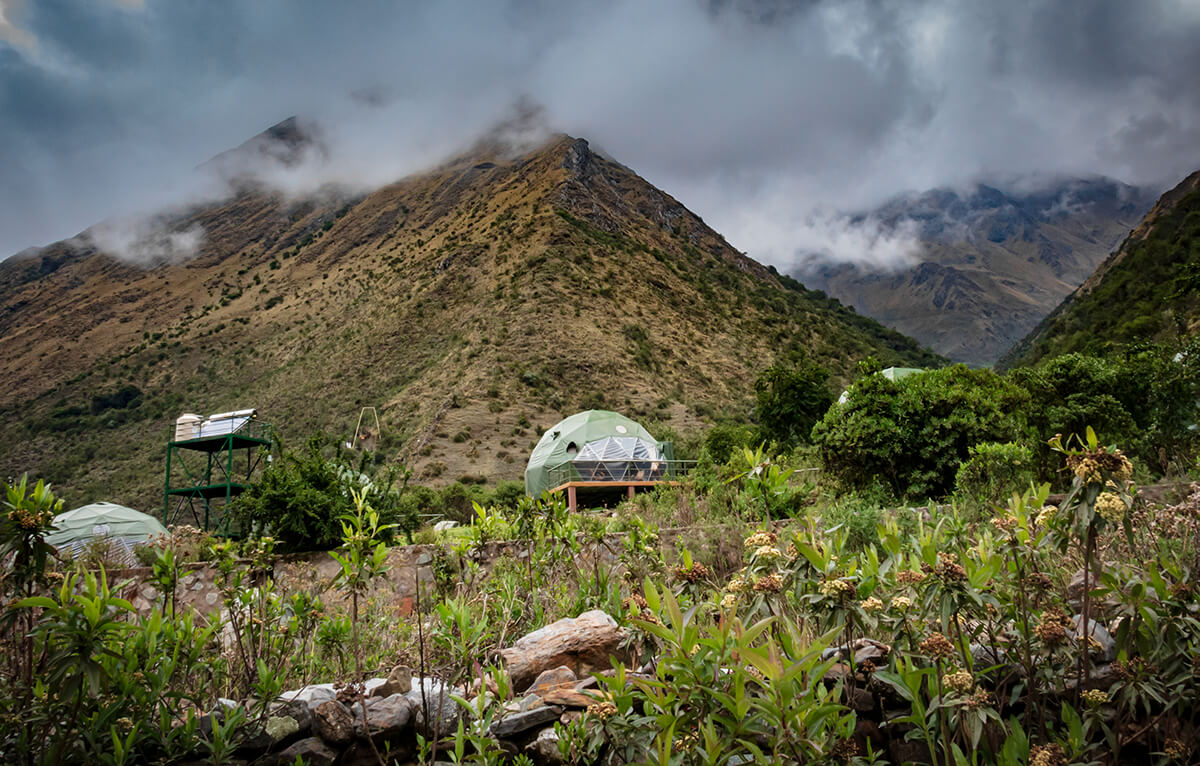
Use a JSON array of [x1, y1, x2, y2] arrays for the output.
[[46, 502, 168, 565], [524, 410, 664, 497]]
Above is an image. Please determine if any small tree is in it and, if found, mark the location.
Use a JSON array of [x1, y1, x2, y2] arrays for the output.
[[753, 355, 834, 450], [813, 364, 1027, 500], [1, 476, 62, 717], [330, 488, 394, 680]]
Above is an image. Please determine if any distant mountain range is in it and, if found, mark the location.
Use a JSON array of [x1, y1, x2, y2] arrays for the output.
[[1001, 168, 1200, 368], [0, 121, 940, 509], [794, 179, 1157, 366]]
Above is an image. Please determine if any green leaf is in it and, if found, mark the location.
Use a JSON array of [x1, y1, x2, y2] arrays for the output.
[[15, 596, 58, 609], [642, 577, 660, 613]]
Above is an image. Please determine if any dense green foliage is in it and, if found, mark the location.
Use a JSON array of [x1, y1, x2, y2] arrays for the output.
[[5, 432, 1200, 764], [753, 355, 834, 449], [701, 423, 760, 464], [228, 436, 415, 551], [1009, 342, 1200, 476], [1007, 184, 1200, 366], [785, 341, 1200, 501], [812, 363, 1028, 500], [953, 441, 1035, 506]]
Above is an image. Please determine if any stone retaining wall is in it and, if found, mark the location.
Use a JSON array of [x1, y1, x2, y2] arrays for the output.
[[116, 534, 648, 619]]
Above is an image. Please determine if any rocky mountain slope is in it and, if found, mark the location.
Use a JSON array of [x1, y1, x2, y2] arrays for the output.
[[0, 124, 940, 510], [795, 179, 1155, 366], [1000, 169, 1200, 368]]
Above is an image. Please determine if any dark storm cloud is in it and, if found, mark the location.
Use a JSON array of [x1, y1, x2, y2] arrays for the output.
[[1, 0, 1198, 268]]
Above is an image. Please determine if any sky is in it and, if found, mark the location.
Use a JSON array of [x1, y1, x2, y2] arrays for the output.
[[2, 0, 1199, 269]]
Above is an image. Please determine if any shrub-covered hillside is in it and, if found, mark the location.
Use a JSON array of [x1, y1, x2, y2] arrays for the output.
[[1003, 168, 1200, 367]]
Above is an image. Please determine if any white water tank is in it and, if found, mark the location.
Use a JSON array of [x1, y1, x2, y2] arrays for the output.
[[198, 409, 258, 437], [174, 414, 202, 441]]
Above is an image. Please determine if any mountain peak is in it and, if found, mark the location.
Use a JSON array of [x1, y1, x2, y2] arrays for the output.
[[798, 175, 1157, 365], [0, 121, 939, 507]]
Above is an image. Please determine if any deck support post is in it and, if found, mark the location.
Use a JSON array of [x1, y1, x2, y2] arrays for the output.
[[567, 485, 578, 513]]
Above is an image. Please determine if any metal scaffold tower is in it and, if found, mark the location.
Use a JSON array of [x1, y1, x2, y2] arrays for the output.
[[163, 409, 273, 534]]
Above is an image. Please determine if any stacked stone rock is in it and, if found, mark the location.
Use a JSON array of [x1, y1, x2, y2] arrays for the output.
[[192, 610, 631, 765]]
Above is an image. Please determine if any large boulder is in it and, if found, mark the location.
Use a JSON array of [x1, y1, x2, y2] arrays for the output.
[[279, 683, 336, 712], [528, 666, 578, 696], [500, 610, 633, 692], [489, 705, 563, 738], [359, 693, 415, 740]]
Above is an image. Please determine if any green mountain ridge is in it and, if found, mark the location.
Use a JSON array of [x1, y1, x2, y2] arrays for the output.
[[1000, 168, 1200, 368]]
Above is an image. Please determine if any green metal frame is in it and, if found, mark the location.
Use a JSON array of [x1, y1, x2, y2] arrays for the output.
[[163, 421, 273, 534]]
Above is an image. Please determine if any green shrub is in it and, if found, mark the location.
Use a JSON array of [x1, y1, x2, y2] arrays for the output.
[[819, 495, 883, 551], [438, 482, 481, 524], [813, 362, 1027, 500], [753, 355, 835, 449], [489, 480, 525, 510], [702, 423, 758, 465], [954, 441, 1035, 506], [1010, 341, 1200, 478], [229, 436, 414, 551]]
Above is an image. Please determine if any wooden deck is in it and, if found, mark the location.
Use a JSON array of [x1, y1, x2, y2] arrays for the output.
[[549, 480, 682, 511]]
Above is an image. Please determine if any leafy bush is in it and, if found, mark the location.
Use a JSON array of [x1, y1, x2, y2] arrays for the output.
[[753, 355, 835, 449], [1011, 341, 1200, 476], [701, 423, 758, 465], [954, 441, 1035, 506], [230, 436, 414, 551], [819, 495, 884, 551], [813, 362, 1028, 500], [88, 384, 143, 415]]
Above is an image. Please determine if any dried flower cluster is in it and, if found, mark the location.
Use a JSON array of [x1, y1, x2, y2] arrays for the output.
[[818, 578, 855, 599], [1163, 738, 1189, 760], [752, 545, 784, 562], [6, 505, 54, 530], [587, 701, 618, 720], [1094, 491, 1128, 525], [1034, 608, 1073, 647], [726, 571, 750, 594], [672, 561, 711, 584], [1081, 689, 1108, 707], [1035, 505, 1058, 526], [920, 632, 956, 660], [1029, 743, 1067, 766], [859, 596, 884, 612], [922, 552, 966, 583], [753, 573, 783, 593], [896, 570, 927, 586]]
